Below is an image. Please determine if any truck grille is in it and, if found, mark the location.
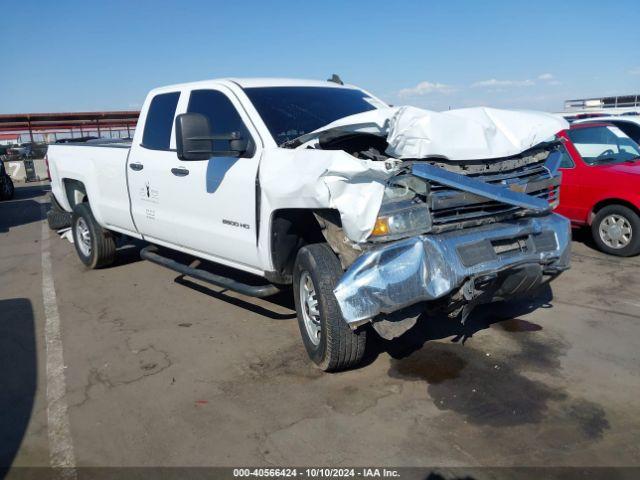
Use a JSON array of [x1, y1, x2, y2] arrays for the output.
[[428, 158, 560, 231]]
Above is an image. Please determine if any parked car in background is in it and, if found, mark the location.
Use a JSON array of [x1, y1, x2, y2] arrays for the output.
[[556, 123, 640, 256], [20, 142, 48, 159], [573, 116, 640, 145], [0, 160, 15, 200], [7, 145, 27, 158], [4, 142, 47, 160]]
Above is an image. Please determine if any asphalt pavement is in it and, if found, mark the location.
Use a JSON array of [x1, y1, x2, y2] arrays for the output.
[[1, 182, 639, 475]]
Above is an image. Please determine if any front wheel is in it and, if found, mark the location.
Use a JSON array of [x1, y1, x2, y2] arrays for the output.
[[293, 243, 367, 372], [591, 205, 640, 256], [71, 203, 116, 268]]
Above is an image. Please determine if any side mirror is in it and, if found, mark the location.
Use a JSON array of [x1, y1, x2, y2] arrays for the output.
[[175, 113, 213, 161], [175, 112, 250, 161]]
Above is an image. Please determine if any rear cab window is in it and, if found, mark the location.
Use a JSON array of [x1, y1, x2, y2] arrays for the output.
[[142, 92, 180, 150]]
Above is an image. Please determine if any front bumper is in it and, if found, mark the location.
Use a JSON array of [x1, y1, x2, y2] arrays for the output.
[[334, 213, 571, 325]]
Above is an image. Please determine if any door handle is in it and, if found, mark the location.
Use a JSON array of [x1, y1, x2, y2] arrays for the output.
[[171, 167, 189, 177], [129, 163, 144, 171]]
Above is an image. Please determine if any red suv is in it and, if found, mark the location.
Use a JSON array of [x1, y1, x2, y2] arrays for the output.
[[556, 123, 640, 256]]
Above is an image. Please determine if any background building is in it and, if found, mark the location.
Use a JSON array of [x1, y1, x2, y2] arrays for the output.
[[560, 94, 640, 120]]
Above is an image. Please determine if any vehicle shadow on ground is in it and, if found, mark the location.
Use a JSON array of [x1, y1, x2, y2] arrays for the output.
[[0, 299, 36, 474], [4, 183, 49, 202], [154, 247, 297, 320], [175, 277, 296, 320], [0, 183, 49, 233], [569, 227, 640, 262], [571, 226, 602, 253], [110, 238, 147, 268], [367, 283, 554, 363]]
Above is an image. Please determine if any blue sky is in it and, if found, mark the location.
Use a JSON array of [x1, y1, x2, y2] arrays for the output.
[[2, 0, 639, 113]]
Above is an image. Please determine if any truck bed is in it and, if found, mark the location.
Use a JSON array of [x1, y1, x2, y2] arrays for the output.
[[47, 141, 136, 234]]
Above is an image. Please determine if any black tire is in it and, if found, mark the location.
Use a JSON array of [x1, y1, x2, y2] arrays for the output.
[[47, 193, 72, 230], [591, 204, 640, 257], [293, 243, 367, 372], [0, 175, 14, 200], [71, 203, 116, 269]]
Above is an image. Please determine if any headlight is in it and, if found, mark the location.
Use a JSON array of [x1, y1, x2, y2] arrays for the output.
[[370, 176, 431, 241], [383, 175, 428, 200]]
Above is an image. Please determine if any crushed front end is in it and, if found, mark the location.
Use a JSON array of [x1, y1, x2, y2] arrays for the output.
[[332, 145, 571, 326]]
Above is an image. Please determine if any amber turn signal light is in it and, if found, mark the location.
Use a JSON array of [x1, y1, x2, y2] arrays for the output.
[[371, 217, 390, 236]]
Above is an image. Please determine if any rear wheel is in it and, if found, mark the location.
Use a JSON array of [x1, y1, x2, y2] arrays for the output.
[[293, 243, 367, 372], [591, 204, 640, 256], [71, 203, 116, 268]]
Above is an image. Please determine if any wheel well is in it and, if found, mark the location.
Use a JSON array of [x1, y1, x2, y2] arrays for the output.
[[269, 209, 328, 284], [590, 199, 640, 225], [62, 179, 88, 208]]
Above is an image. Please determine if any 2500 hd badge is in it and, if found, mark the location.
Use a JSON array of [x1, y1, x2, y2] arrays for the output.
[[223, 219, 251, 229]]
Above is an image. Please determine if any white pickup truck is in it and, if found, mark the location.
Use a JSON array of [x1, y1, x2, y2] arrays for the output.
[[47, 77, 571, 371]]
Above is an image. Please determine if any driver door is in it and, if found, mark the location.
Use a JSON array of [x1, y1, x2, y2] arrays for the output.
[[171, 87, 263, 268]]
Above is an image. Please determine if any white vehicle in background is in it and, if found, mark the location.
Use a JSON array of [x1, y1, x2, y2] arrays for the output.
[[46, 77, 571, 371]]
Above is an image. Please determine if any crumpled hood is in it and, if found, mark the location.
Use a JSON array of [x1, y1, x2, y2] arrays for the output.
[[296, 105, 568, 161], [262, 105, 566, 245]]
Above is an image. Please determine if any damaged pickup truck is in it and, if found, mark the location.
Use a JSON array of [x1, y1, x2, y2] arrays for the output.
[[46, 78, 571, 371]]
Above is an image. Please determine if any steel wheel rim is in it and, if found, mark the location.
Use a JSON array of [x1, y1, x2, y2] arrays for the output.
[[299, 271, 321, 345], [599, 214, 632, 249], [76, 217, 92, 257]]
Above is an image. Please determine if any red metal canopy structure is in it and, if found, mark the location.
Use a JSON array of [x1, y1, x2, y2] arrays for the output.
[[0, 133, 20, 142], [0, 110, 140, 142]]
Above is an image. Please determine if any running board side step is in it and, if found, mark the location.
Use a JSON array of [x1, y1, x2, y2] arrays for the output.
[[140, 245, 282, 298]]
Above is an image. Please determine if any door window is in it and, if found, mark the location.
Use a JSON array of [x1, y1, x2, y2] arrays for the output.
[[567, 125, 640, 165], [187, 90, 253, 155], [142, 92, 180, 150], [611, 121, 640, 144]]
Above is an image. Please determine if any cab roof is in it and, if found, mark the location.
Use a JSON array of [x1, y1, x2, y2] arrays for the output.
[[229, 77, 354, 89], [149, 77, 358, 95]]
